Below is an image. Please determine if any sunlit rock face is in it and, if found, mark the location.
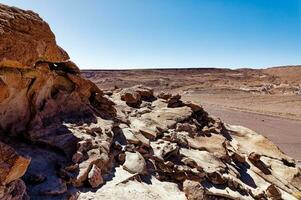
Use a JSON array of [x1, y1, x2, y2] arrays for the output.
[[0, 3, 116, 199], [0, 3, 301, 200], [103, 86, 301, 200], [0, 4, 69, 68]]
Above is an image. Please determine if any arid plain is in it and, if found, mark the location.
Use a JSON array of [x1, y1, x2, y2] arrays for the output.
[[82, 66, 301, 160]]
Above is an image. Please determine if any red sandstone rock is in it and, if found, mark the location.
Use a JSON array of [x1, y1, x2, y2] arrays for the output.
[[0, 142, 30, 185], [0, 3, 69, 68]]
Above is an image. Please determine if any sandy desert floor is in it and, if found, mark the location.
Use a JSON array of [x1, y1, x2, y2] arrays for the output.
[[182, 92, 301, 160], [196, 102, 301, 160], [82, 66, 301, 160]]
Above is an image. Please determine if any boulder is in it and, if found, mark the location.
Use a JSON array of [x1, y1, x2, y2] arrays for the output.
[[88, 164, 103, 188], [0, 142, 30, 185], [0, 142, 30, 200], [167, 94, 182, 108], [157, 92, 172, 100], [266, 184, 282, 200], [183, 100, 203, 112], [123, 151, 146, 175], [120, 88, 141, 106], [120, 85, 154, 107], [131, 85, 154, 100]]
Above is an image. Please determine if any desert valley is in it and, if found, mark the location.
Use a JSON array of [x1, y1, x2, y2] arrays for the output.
[[0, 3, 301, 200], [82, 67, 301, 159]]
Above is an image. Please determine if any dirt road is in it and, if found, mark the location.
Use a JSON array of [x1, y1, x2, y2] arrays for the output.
[[203, 104, 301, 160]]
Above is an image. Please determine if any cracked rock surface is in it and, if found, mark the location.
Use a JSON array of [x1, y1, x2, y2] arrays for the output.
[[0, 3, 300, 200]]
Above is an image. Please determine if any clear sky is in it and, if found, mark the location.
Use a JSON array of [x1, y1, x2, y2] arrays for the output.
[[1, 0, 301, 69]]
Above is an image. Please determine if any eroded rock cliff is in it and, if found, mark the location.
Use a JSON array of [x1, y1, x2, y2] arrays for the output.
[[0, 3, 300, 200], [0, 3, 116, 199]]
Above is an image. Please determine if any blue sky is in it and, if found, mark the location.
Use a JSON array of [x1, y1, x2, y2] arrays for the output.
[[1, 0, 301, 69]]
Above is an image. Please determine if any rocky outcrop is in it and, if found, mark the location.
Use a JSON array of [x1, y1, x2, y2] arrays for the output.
[[80, 87, 301, 200], [0, 3, 300, 200], [0, 4, 69, 68], [0, 3, 116, 199], [119, 85, 155, 107]]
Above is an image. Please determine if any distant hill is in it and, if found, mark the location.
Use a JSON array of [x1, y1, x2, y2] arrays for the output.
[[262, 65, 301, 83]]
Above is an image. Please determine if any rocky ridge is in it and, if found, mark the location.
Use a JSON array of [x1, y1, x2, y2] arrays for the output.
[[0, 3, 301, 200]]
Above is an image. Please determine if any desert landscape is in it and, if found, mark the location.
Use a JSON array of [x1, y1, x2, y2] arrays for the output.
[[0, 3, 301, 200], [82, 67, 301, 121], [82, 67, 301, 160]]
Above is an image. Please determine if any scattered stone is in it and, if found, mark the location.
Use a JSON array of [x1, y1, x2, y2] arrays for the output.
[[122, 127, 150, 147], [207, 171, 227, 185], [72, 151, 84, 163], [0, 142, 31, 185], [183, 180, 206, 200], [0, 3, 300, 200], [157, 92, 172, 100], [117, 153, 126, 164], [120, 85, 155, 107], [266, 184, 282, 200], [150, 139, 179, 160], [120, 88, 141, 106], [183, 101, 203, 112], [167, 94, 183, 108], [123, 152, 146, 175], [181, 158, 198, 168], [88, 164, 103, 188], [176, 123, 197, 135], [131, 85, 154, 100]]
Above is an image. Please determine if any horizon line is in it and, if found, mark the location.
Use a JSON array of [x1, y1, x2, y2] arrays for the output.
[[79, 64, 301, 71]]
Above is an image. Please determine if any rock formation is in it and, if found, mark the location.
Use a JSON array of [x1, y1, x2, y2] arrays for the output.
[[0, 3, 300, 200], [0, 3, 116, 199]]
